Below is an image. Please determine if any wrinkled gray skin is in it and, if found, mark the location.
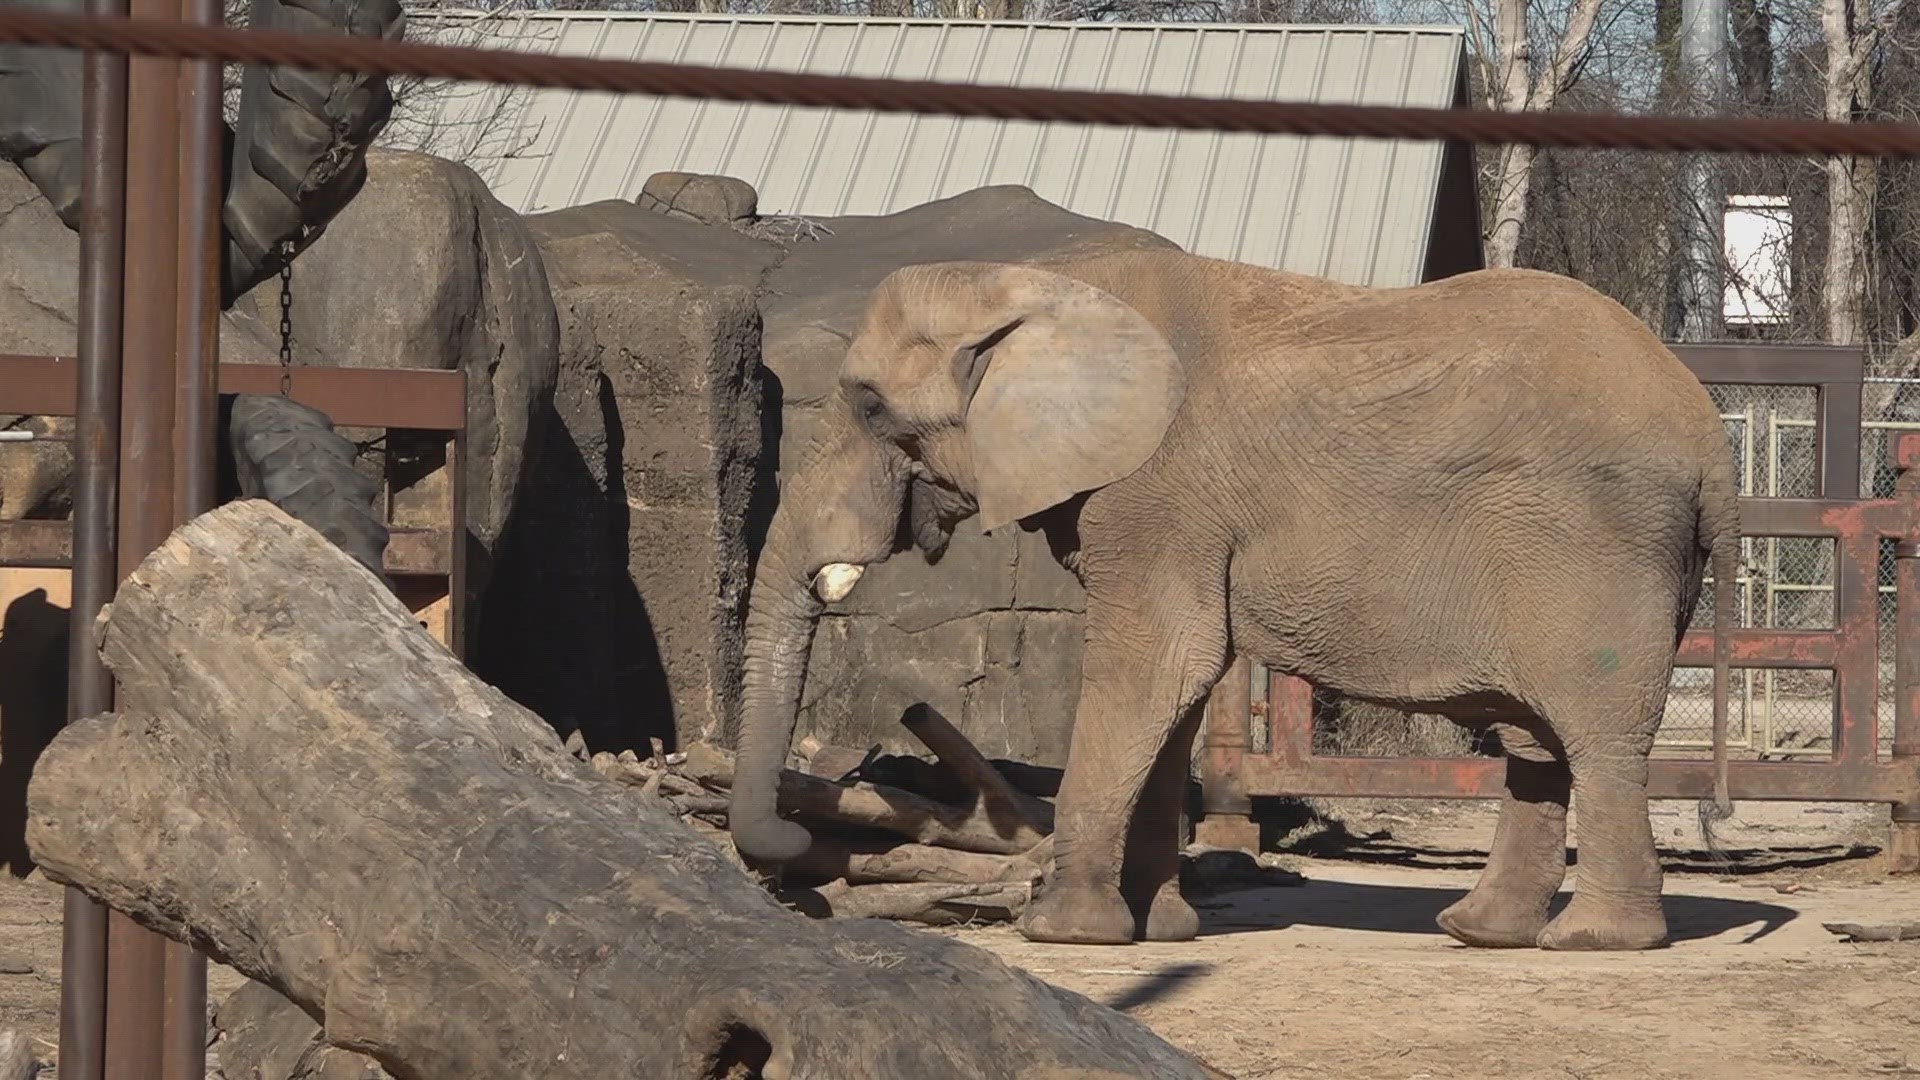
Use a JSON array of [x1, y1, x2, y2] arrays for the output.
[[730, 249, 1739, 951]]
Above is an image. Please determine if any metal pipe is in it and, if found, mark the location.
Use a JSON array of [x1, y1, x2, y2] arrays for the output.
[[173, 0, 220, 522], [1892, 441, 1920, 872], [107, 0, 183, 1070], [160, 0, 220, 1070], [58, 0, 129, 1073]]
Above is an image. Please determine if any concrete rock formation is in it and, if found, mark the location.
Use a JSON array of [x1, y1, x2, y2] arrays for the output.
[[498, 199, 778, 751], [4, 154, 1179, 775], [635, 171, 759, 228], [511, 182, 1173, 765]]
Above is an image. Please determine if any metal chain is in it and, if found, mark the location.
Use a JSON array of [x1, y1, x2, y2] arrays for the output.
[[276, 243, 294, 397]]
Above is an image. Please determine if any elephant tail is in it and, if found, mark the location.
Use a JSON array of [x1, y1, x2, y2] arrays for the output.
[[1702, 455, 1742, 822]]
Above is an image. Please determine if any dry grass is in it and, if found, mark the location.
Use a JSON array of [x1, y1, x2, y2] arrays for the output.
[[1310, 697, 1479, 758]]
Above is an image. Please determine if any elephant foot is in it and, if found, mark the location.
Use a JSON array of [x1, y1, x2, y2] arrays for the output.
[[1018, 884, 1136, 945], [1536, 893, 1668, 951], [1140, 886, 1199, 943], [1435, 888, 1550, 949]]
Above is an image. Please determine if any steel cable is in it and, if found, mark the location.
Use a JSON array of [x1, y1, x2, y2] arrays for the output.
[[4, 7, 1920, 156]]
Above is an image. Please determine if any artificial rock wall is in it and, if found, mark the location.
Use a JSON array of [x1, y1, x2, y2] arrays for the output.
[[512, 174, 1174, 766]]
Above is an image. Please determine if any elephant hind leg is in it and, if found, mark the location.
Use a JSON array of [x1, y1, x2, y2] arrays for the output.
[[1437, 748, 1571, 948], [1537, 722, 1669, 951]]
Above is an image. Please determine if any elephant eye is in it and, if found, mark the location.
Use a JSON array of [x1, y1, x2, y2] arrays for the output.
[[850, 385, 892, 436]]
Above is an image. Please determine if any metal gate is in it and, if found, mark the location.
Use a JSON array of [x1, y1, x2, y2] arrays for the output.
[[1195, 343, 1920, 872]]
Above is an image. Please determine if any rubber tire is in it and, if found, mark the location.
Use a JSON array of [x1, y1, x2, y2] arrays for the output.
[[224, 392, 389, 579], [223, 0, 404, 304], [0, 0, 87, 227], [0, 0, 403, 305]]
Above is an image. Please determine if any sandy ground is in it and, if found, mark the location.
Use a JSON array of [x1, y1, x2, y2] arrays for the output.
[[0, 798, 1913, 1078], [946, 798, 1920, 1080]]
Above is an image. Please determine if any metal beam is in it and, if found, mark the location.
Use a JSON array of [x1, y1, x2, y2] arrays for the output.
[[0, 354, 467, 432], [57, 0, 128, 1070], [104, 0, 181, 1066], [159, 0, 222, 1067]]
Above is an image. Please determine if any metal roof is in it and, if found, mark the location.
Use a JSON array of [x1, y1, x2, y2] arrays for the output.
[[403, 11, 1474, 286]]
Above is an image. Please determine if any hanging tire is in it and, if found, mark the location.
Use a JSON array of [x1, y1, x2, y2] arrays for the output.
[[224, 392, 389, 579], [222, 0, 405, 305]]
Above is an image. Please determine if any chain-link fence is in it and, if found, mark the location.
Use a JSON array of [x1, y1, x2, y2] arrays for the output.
[[1661, 379, 1920, 764]]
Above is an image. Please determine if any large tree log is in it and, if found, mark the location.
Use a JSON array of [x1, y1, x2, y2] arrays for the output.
[[24, 500, 1224, 1080]]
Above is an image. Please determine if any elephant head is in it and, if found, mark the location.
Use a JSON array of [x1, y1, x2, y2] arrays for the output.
[[729, 260, 1187, 863]]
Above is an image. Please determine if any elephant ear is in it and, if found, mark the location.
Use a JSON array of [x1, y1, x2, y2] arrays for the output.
[[957, 267, 1185, 535]]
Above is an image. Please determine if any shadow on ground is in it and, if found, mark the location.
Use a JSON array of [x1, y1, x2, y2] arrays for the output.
[[1254, 795, 1885, 878], [1193, 878, 1797, 944], [1095, 963, 1214, 1012]]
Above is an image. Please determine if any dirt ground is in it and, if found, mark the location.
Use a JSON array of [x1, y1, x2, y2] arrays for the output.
[[0, 798, 1914, 1078], [947, 798, 1920, 1080]]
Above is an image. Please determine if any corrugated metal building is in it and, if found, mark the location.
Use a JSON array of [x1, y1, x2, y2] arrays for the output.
[[406, 11, 1483, 286]]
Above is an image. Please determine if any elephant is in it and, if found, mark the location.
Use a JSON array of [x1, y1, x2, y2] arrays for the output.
[[727, 247, 1740, 952]]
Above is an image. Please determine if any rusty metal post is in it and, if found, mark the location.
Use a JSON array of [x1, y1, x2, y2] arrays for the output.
[[1195, 656, 1259, 852], [173, 0, 221, 522], [1892, 539, 1920, 873], [158, 0, 222, 1068], [106, 0, 184, 1070], [1890, 436, 1920, 874], [58, 0, 130, 1074]]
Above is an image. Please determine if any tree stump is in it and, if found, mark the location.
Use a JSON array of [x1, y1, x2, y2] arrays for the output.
[[24, 499, 1225, 1080]]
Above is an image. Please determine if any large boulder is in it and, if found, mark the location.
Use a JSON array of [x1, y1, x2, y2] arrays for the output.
[[509, 200, 780, 750], [225, 147, 562, 647]]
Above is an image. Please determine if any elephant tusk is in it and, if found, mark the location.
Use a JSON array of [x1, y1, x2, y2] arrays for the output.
[[812, 562, 865, 603]]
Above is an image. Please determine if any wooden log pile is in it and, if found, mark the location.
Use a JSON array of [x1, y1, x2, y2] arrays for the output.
[[583, 704, 1067, 926]]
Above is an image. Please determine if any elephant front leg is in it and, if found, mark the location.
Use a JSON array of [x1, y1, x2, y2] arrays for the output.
[[1437, 753, 1570, 948], [1121, 701, 1206, 942], [1018, 595, 1227, 946]]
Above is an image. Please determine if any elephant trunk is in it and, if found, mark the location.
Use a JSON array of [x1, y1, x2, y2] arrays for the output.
[[728, 414, 905, 864], [729, 532, 827, 863]]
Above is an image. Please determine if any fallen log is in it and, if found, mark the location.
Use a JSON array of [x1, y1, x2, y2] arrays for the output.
[[900, 704, 1055, 837], [0, 1031, 38, 1080], [785, 880, 1033, 926], [24, 500, 1225, 1080], [786, 837, 1046, 887], [681, 741, 1047, 855], [211, 981, 387, 1080]]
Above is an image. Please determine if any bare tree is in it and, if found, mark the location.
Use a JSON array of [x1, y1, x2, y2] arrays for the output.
[[1458, 0, 1611, 266], [1821, 0, 1898, 344]]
